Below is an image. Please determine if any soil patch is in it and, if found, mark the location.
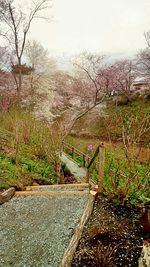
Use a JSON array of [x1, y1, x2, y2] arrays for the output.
[[72, 195, 149, 267]]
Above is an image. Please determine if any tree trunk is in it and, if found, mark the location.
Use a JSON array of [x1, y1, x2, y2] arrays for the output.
[[17, 65, 22, 103]]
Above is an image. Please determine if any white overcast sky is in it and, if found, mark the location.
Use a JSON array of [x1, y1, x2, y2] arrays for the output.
[[29, 0, 150, 57]]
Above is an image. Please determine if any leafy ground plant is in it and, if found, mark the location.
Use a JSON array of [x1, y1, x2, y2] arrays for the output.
[[104, 151, 150, 205]]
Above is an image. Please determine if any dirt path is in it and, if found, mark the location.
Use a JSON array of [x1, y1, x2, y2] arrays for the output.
[[0, 185, 89, 267]]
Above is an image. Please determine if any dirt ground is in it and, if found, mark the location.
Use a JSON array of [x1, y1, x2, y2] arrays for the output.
[[72, 195, 149, 267]]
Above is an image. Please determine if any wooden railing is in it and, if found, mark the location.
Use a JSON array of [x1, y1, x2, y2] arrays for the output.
[[85, 143, 105, 192], [63, 142, 105, 191], [85, 145, 99, 182], [62, 142, 92, 168]]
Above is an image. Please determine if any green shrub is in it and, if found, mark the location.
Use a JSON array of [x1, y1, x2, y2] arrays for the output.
[[0, 156, 32, 190], [104, 151, 150, 205], [0, 107, 61, 189]]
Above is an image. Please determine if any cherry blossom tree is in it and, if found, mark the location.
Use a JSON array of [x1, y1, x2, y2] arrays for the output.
[[59, 52, 111, 138], [108, 59, 136, 99]]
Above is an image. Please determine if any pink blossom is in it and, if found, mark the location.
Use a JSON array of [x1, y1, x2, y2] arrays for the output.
[[87, 144, 93, 151]]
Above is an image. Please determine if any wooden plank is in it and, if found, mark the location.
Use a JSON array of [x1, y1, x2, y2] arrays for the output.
[[87, 145, 99, 169], [0, 187, 15, 205], [86, 169, 90, 183], [59, 193, 96, 267], [98, 143, 105, 192], [63, 143, 99, 169], [15, 191, 89, 197], [26, 183, 89, 190], [63, 142, 91, 160]]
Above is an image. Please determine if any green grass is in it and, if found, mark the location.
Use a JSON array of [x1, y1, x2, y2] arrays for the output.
[[0, 107, 61, 190], [0, 155, 57, 190]]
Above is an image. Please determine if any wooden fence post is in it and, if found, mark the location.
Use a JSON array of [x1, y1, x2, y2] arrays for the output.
[[86, 169, 90, 183], [83, 154, 85, 167], [72, 147, 74, 159], [98, 143, 105, 192]]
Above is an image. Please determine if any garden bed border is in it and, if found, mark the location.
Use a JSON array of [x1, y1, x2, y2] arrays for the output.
[[59, 191, 96, 267]]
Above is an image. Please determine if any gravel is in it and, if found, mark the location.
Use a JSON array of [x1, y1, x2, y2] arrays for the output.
[[0, 194, 88, 267]]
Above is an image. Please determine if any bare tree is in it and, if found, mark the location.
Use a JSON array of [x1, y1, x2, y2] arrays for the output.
[[73, 52, 107, 104], [122, 115, 150, 162], [25, 39, 56, 92], [0, 0, 51, 101], [137, 30, 150, 77], [25, 40, 56, 74]]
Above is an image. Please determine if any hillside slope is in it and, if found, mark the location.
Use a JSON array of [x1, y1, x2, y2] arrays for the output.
[[70, 97, 150, 144]]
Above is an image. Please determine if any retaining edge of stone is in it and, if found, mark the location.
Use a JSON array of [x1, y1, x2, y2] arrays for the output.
[[59, 191, 96, 267]]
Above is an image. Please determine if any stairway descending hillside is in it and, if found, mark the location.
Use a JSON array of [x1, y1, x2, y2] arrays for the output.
[[15, 183, 90, 196], [1, 183, 95, 267], [61, 152, 87, 182]]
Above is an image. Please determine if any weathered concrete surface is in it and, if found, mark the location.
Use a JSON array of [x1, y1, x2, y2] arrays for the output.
[[61, 153, 86, 182]]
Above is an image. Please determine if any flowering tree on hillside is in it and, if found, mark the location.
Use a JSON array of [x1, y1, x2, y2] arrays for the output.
[[60, 52, 112, 138], [107, 59, 137, 99]]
